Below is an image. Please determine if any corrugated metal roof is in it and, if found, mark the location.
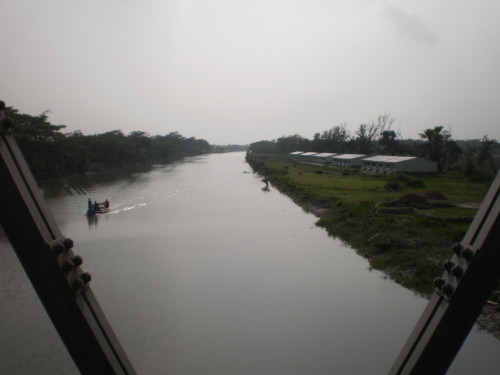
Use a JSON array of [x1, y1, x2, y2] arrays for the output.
[[313, 153, 337, 157], [332, 154, 366, 159], [362, 155, 415, 162]]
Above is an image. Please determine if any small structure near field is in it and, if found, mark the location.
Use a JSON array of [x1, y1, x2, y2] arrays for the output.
[[296, 152, 318, 162], [330, 154, 366, 168], [361, 155, 438, 174], [289, 151, 305, 158], [312, 153, 337, 164]]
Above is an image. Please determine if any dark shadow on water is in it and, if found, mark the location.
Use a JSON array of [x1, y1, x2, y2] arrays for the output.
[[261, 178, 270, 192], [38, 165, 156, 199], [86, 213, 98, 227]]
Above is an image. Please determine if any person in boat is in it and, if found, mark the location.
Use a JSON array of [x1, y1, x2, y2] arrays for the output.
[[94, 201, 99, 211], [88, 198, 92, 210], [104, 199, 109, 208]]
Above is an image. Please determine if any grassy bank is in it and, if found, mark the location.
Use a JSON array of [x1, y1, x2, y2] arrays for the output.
[[247, 153, 493, 296]]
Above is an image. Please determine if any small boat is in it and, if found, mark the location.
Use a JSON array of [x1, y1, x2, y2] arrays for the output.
[[86, 207, 110, 216], [86, 201, 110, 216]]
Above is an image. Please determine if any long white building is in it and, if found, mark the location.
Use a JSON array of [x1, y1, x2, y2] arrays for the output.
[[289, 151, 305, 158], [312, 153, 337, 164], [361, 155, 438, 174], [296, 152, 318, 161], [330, 154, 366, 168]]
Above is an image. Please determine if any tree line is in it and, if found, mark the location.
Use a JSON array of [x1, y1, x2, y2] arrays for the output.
[[249, 114, 499, 176], [5, 107, 212, 180]]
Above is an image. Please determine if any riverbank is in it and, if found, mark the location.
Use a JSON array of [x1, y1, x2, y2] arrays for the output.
[[246, 153, 500, 338]]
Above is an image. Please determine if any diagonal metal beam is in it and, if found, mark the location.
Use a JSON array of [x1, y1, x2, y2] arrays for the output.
[[0, 102, 136, 374], [389, 170, 500, 374]]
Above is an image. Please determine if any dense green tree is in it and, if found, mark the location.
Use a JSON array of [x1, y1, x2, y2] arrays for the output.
[[128, 131, 152, 164], [320, 123, 350, 153], [312, 132, 323, 152], [275, 134, 310, 153], [4, 106, 212, 179], [379, 130, 398, 155], [249, 140, 277, 154], [354, 123, 379, 154], [463, 146, 477, 177], [6, 107, 68, 179], [419, 126, 452, 171], [211, 144, 248, 153], [444, 140, 462, 169], [477, 135, 499, 173]]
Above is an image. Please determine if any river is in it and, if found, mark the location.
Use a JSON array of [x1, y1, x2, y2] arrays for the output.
[[0, 152, 498, 374]]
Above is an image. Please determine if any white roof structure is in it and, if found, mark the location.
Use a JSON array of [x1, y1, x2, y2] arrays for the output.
[[299, 152, 318, 157], [362, 155, 415, 163], [289, 151, 304, 155], [332, 154, 366, 160], [313, 153, 337, 158]]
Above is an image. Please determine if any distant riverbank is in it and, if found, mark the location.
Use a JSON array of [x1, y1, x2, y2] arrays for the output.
[[246, 153, 499, 338]]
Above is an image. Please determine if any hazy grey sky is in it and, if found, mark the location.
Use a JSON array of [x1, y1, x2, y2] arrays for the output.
[[2, 0, 500, 145]]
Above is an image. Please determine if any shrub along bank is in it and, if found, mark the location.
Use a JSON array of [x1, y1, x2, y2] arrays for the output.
[[246, 153, 493, 296]]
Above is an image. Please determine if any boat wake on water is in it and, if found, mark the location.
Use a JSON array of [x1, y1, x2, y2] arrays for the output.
[[110, 203, 147, 214]]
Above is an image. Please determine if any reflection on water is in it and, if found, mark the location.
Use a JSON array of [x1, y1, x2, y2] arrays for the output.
[[261, 177, 271, 192], [86, 213, 98, 227], [1, 153, 499, 375], [39, 165, 155, 210]]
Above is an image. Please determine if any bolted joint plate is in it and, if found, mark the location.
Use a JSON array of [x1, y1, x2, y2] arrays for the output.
[[436, 242, 476, 301], [47, 237, 89, 295]]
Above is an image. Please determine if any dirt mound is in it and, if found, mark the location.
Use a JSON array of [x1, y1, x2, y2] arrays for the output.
[[396, 194, 430, 206], [416, 190, 447, 200]]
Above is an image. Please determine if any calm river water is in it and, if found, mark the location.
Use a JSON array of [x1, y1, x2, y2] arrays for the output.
[[0, 152, 498, 374]]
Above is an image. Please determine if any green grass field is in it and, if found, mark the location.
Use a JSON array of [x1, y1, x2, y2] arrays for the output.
[[247, 153, 493, 295]]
